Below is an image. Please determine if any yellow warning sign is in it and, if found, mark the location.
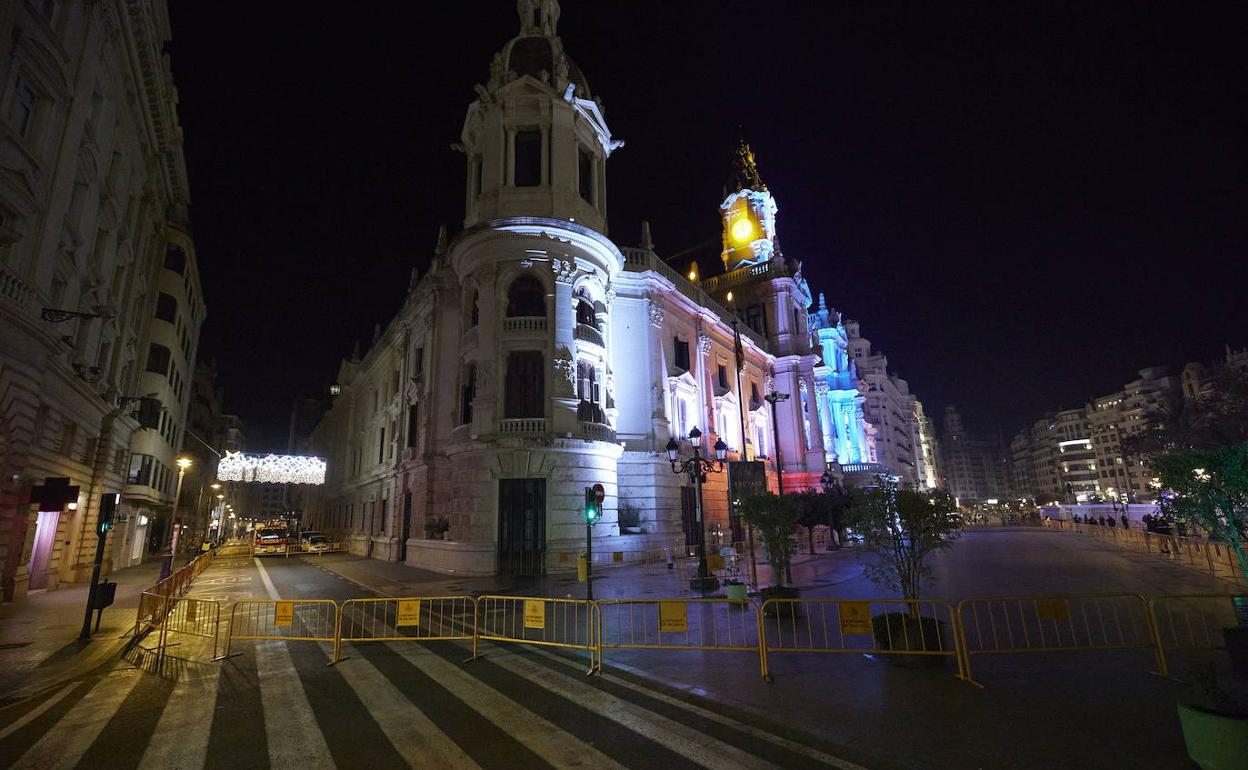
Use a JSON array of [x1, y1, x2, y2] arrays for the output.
[[524, 599, 545, 630], [274, 601, 294, 627], [396, 599, 422, 627], [612, 551, 624, 563], [838, 601, 873, 636], [559, 552, 570, 564], [707, 554, 725, 572], [659, 601, 688, 633], [1036, 598, 1070, 621]]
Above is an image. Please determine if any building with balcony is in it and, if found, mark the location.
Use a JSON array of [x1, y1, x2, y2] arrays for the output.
[[302, 1, 932, 575], [0, 1, 203, 598]]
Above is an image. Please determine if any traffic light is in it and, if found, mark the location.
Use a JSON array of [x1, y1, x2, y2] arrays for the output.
[[584, 487, 601, 524], [97, 493, 119, 537]]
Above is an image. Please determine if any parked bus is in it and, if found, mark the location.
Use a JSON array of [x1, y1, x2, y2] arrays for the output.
[[253, 521, 291, 556]]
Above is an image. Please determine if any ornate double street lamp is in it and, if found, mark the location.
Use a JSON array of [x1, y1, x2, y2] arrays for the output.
[[763, 390, 790, 495], [666, 427, 728, 591]]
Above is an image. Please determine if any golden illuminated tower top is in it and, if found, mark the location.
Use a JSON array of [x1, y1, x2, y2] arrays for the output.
[[720, 138, 778, 271]]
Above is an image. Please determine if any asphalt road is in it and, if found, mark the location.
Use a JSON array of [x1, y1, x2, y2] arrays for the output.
[[0, 555, 867, 770]]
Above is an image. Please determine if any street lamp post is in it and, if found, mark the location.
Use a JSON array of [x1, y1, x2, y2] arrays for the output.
[[162, 457, 191, 579], [764, 391, 790, 495], [666, 427, 728, 591]]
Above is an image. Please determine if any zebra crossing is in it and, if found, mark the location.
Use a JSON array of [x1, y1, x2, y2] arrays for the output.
[[0, 634, 865, 770]]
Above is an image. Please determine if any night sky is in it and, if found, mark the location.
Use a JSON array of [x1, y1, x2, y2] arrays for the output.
[[168, 1, 1246, 447]]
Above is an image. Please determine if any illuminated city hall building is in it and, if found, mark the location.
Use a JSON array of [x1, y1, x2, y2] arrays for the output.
[[304, 1, 934, 575]]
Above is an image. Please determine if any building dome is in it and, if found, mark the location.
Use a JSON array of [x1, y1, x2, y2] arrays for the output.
[[502, 35, 591, 97]]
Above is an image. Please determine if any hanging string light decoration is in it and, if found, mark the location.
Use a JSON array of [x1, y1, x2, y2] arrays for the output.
[[216, 451, 326, 485]]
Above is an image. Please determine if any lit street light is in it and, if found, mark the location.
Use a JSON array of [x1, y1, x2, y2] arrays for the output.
[[163, 457, 191, 578], [666, 427, 728, 591]]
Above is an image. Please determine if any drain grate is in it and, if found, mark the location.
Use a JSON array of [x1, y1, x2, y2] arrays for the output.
[[0, 642, 32, 651]]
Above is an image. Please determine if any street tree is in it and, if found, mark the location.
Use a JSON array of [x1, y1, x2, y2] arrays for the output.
[[737, 492, 798, 592], [792, 490, 826, 556], [847, 477, 960, 601], [1154, 442, 1248, 586]]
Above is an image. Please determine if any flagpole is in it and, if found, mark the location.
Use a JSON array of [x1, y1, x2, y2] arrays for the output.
[[728, 295, 759, 590]]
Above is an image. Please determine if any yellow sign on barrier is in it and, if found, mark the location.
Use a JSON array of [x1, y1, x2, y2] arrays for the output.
[[274, 601, 294, 627], [396, 599, 422, 627], [613, 551, 624, 563], [838, 601, 873, 636], [524, 599, 546, 630], [1035, 598, 1070, 621], [707, 555, 725, 571], [659, 601, 688, 633]]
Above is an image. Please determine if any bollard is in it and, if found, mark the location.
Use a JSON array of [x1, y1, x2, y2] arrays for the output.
[[665, 547, 674, 570]]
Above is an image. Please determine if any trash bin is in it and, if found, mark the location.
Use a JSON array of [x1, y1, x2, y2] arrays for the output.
[[91, 580, 117, 609]]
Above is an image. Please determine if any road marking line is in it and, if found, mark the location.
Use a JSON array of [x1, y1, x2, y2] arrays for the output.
[[255, 557, 280, 599], [392, 646, 627, 770], [256, 640, 335, 770], [335, 653, 480, 769], [0, 682, 80, 741], [136, 663, 220, 770], [481, 644, 779, 770], [514, 643, 867, 770], [11, 670, 143, 770]]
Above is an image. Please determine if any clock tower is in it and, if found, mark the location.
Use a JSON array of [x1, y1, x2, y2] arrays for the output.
[[720, 139, 778, 271]]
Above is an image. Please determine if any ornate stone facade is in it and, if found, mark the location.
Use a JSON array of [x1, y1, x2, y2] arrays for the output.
[[0, 1, 204, 599], [302, 1, 931, 575]]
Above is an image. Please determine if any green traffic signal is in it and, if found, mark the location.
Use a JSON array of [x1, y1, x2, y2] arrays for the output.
[[97, 493, 119, 537], [584, 487, 600, 523]]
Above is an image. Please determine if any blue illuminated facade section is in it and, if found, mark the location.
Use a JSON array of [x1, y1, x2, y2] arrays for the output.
[[810, 294, 869, 465]]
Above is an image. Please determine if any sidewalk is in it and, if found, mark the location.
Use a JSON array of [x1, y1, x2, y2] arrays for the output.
[[0, 560, 164, 699], [292, 544, 863, 601]]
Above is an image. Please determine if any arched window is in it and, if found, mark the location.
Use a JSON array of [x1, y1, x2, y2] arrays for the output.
[[574, 289, 596, 327], [506, 275, 545, 317], [459, 364, 476, 425]]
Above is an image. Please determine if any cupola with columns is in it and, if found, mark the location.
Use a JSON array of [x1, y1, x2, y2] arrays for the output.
[[719, 139, 779, 271], [457, 0, 623, 234]]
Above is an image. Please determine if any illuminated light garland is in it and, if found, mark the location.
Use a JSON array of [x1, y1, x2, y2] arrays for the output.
[[217, 451, 326, 485]]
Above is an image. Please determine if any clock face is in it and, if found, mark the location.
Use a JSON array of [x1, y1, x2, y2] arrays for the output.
[[731, 217, 753, 243]]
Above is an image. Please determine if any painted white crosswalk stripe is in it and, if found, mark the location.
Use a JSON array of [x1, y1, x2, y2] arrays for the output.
[[136, 665, 221, 770], [477, 643, 778, 770], [334, 651, 481, 770], [516, 643, 866, 770], [0, 681, 80, 742], [11, 668, 143, 770], [256, 640, 336, 770], [392, 645, 629, 770]]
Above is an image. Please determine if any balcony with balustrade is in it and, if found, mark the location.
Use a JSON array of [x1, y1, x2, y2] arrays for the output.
[[502, 316, 547, 334], [573, 322, 604, 348]]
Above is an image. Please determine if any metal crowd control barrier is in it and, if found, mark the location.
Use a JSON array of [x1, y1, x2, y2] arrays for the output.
[[222, 599, 340, 659], [1150, 593, 1248, 669], [336, 596, 477, 663], [477, 595, 600, 673], [598, 598, 762, 674], [161, 596, 223, 659], [759, 598, 964, 681], [957, 593, 1165, 682], [133, 591, 171, 655]]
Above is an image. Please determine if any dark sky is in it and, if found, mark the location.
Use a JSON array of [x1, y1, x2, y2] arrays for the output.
[[168, 1, 1246, 447]]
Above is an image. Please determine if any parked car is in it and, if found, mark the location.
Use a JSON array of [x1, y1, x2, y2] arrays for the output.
[[306, 535, 331, 553]]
